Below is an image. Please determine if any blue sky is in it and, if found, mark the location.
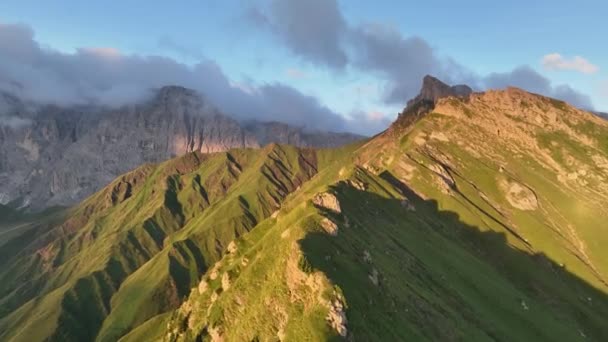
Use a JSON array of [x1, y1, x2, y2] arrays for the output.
[[0, 0, 606, 134]]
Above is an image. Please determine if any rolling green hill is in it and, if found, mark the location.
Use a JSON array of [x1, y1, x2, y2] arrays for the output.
[[2, 85, 608, 341]]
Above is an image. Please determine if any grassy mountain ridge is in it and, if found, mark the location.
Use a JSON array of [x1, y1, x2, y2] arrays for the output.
[[0, 144, 333, 341], [2, 86, 608, 341], [155, 88, 608, 341]]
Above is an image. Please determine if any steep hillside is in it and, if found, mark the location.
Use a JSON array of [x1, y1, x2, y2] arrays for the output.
[[2, 78, 608, 341], [0, 143, 340, 341], [155, 84, 608, 341]]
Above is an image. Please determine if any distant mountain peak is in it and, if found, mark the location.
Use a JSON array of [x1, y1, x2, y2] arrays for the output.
[[152, 85, 207, 108], [593, 111, 608, 120], [156, 85, 197, 97], [407, 75, 472, 108], [145, 85, 220, 122]]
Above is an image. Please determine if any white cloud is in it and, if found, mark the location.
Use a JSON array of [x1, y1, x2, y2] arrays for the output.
[[0, 116, 31, 129], [285, 68, 307, 79], [366, 111, 385, 121], [79, 47, 122, 59], [251, 0, 348, 68], [346, 109, 392, 134], [250, 2, 595, 109], [542, 53, 599, 74], [0, 22, 384, 134], [484, 66, 594, 109]]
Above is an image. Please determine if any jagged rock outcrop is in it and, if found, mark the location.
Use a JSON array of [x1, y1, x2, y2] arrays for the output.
[[320, 217, 339, 236], [406, 75, 472, 108], [0, 87, 363, 210], [389, 75, 473, 133], [312, 192, 341, 213]]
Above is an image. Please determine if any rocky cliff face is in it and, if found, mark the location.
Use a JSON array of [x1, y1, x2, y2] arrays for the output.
[[406, 75, 472, 108], [0, 86, 362, 209]]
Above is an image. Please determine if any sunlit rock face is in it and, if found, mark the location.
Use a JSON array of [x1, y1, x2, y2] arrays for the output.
[[406, 75, 472, 108], [0, 86, 362, 210]]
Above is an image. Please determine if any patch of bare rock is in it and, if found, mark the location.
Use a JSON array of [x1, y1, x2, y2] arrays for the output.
[[312, 192, 341, 213], [326, 299, 348, 337], [430, 163, 456, 193], [401, 198, 416, 211], [320, 218, 339, 236], [500, 179, 538, 211], [347, 179, 367, 191]]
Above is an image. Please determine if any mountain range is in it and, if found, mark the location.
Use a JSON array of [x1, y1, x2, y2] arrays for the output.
[[0, 86, 362, 210], [594, 111, 608, 120], [1, 76, 608, 341]]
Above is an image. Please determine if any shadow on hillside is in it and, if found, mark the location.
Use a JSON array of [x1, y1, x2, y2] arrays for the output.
[[299, 171, 608, 341]]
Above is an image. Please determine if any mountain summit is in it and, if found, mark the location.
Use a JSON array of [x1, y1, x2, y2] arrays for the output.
[[406, 75, 473, 108]]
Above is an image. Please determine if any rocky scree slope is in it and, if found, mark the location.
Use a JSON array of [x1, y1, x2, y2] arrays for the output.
[[2, 77, 608, 341]]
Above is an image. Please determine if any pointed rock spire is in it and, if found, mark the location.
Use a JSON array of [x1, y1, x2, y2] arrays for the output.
[[406, 75, 472, 108]]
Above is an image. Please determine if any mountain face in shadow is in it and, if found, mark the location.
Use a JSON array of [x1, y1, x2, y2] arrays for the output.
[[0, 86, 363, 210]]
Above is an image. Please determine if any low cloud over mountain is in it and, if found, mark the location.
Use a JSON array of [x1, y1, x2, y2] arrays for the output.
[[248, 0, 595, 110], [0, 2, 598, 135], [0, 22, 380, 135]]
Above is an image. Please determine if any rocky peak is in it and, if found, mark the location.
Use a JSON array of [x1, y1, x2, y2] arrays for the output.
[[152, 85, 211, 117], [156, 85, 198, 99], [406, 75, 472, 108], [391, 76, 472, 132]]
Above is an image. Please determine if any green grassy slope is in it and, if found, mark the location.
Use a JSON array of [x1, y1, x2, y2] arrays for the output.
[[157, 90, 608, 341], [0, 144, 329, 342], [158, 160, 608, 341]]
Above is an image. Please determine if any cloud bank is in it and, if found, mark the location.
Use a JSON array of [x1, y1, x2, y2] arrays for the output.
[[542, 53, 599, 74], [0, 22, 384, 135], [484, 66, 594, 109], [0, 2, 598, 135], [350, 23, 477, 104], [247, 0, 348, 69], [250, 0, 594, 110]]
